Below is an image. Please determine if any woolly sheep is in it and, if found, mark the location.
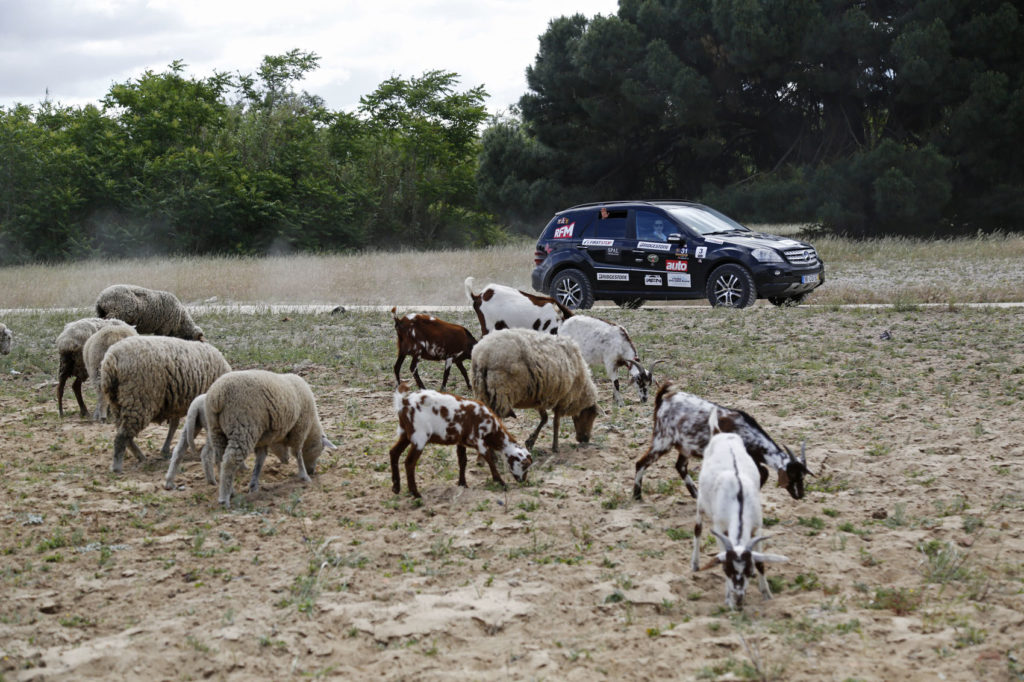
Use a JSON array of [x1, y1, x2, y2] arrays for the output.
[[82, 323, 138, 421], [56, 317, 133, 417], [101, 335, 231, 473], [95, 284, 205, 341], [471, 328, 599, 452], [0, 323, 12, 355], [204, 370, 336, 508]]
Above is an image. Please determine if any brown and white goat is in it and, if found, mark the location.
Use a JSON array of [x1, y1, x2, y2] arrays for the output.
[[391, 307, 476, 391], [389, 382, 532, 499], [464, 277, 573, 336], [634, 382, 811, 501]]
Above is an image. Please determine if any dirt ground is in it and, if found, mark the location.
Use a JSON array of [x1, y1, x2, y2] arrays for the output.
[[1, 306, 1022, 681]]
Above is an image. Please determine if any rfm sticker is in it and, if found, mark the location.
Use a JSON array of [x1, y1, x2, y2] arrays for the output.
[[553, 222, 575, 239]]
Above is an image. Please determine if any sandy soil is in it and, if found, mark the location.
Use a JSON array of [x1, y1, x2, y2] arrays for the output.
[[1, 308, 1022, 681]]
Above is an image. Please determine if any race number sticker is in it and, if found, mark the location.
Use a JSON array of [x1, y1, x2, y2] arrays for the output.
[[695, 246, 707, 259]]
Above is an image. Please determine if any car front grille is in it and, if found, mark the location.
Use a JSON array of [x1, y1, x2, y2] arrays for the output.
[[783, 248, 819, 267]]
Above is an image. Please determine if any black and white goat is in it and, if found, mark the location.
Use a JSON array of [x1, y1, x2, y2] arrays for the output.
[[559, 315, 661, 406], [633, 382, 811, 501], [464, 277, 573, 336], [391, 307, 476, 391], [692, 412, 788, 610]]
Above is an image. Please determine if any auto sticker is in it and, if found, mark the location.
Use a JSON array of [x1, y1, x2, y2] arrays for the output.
[[553, 222, 575, 239], [636, 241, 673, 251], [646, 253, 659, 265], [665, 260, 687, 272], [695, 246, 707, 259], [597, 272, 629, 281], [644, 274, 663, 286], [582, 238, 614, 247], [667, 273, 691, 287]]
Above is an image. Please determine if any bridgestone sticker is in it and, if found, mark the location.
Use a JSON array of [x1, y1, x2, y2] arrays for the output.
[[637, 241, 672, 252], [597, 273, 629, 282], [644, 274, 663, 286], [668, 273, 691, 288], [582, 239, 614, 247]]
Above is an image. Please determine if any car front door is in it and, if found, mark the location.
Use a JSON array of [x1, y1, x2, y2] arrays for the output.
[[629, 209, 676, 294]]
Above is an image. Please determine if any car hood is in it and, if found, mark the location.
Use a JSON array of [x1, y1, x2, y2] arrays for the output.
[[704, 231, 814, 251]]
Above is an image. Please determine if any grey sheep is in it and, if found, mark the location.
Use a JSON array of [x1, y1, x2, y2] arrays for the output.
[[82, 323, 138, 421], [204, 370, 336, 508], [56, 317, 133, 417], [101, 335, 231, 472], [0, 323, 11, 355], [95, 284, 205, 340], [471, 328, 599, 452]]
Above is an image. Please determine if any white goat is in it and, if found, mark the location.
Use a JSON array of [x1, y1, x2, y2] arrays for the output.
[[558, 315, 661, 406], [464, 277, 572, 336], [691, 412, 788, 610]]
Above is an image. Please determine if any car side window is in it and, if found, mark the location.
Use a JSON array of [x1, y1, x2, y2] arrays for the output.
[[636, 210, 669, 242], [587, 211, 627, 240]]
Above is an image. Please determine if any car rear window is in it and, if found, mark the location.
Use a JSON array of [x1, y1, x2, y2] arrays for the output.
[[586, 213, 627, 240]]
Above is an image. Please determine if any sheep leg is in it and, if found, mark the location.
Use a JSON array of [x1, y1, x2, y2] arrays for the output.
[[218, 442, 248, 508], [454, 360, 472, 391], [112, 432, 130, 473], [71, 376, 88, 417], [551, 412, 561, 453], [456, 445, 469, 487], [633, 444, 670, 500], [389, 434, 410, 494], [524, 409, 548, 451], [404, 444, 425, 499], [248, 446, 268, 493], [160, 417, 180, 458], [440, 358, 453, 391], [409, 358, 426, 390], [294, 445, 311, 484], [57, 360, 70, 417], [200, 442, 217, 485], [164, 435, 190, 490]]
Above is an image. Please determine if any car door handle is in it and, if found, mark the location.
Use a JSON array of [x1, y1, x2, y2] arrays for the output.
[[575, 244, 588, 249]]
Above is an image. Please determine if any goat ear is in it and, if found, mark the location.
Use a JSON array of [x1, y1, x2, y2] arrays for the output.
[[776, 468, 790, 488], [751, 552, 789, 564], [699, 554, 725, 571]]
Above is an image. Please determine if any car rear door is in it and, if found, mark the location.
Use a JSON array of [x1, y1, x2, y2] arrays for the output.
[[580, 208, 632, 293]]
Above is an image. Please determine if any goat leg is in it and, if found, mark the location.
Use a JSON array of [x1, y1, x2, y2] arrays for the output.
[[389, 434, 410, 494]]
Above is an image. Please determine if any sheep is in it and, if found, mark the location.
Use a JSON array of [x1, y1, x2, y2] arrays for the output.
[[95, 284, 204, 341], [471, 328, 599, 452], [101, 335, 231, 473], [692, 418, 788, 610], [82, 322, 138, 421], [633, 382, 811, 501], [558, 315, 662, 406], [464, 277, 573, 336], [391, 307, 476, 391], [163, 392, 315, 491], [55, 317, 133, 417], [0, 323, 12, 355], [390, 382, 532, 499], [203, 370, 336, 508]]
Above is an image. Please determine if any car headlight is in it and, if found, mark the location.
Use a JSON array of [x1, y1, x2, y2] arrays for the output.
[[752, 248, 783, 263]]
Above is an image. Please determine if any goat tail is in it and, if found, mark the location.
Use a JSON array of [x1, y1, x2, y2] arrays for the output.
[[393, 380, 412, 414], [390, 306, 399, 321], [464, 276, 477, 304], [708, 406, 720, 435]]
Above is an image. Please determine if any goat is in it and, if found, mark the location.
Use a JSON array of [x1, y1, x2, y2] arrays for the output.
[[559, 315, 662, 406], [633, 382, 810, 501], [464, 277, 573, 336], [692, 414, 788, 610], [391, 307, 476, 391], [390, 382, 532, 499]]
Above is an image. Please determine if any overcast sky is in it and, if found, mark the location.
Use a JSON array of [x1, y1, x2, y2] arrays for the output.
[[0, 0, 619, 115]]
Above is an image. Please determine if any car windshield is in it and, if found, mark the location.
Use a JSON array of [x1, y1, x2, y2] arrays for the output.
[[663, 205, 750, 236]]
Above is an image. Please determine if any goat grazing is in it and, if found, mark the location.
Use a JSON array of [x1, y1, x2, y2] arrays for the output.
[[692, 419, 788, 610], [464, 277, 572, 336], [390, 382, 532, 499], [391, 307, 476, 391], [633, 382, 810, 501], [559, 315, 661, 406]]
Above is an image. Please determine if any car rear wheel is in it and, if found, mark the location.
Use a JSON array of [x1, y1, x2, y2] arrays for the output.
[[551, 269, 594, 310], [706, 264, 756, 308], [769, 294, 807, 307], [613, 297, 645, 309]]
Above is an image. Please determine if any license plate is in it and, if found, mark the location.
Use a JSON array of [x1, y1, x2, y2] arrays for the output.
[[801, 273, 819, 284]]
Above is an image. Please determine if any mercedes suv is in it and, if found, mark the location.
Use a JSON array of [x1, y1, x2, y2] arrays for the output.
[[531, 201, 824, 309]]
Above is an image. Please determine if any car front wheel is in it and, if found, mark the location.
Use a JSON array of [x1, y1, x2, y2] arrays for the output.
[[551, 269, 595, 310], [706, 264, 756, 308]]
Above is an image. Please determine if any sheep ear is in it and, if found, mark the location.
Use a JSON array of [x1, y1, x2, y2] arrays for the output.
[[751, 552, 788, 564], [321, 434, 338, 450]]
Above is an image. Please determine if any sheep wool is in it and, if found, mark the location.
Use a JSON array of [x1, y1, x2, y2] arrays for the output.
[[101, 335, 231, 472], [0, 323, 11, 355], [82, 323, 138, 421], [95, 284, 204, 340], [205, 370, 333, 508], [56, 317, 133, 417]]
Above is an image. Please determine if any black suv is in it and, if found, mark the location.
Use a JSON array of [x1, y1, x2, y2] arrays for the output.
[[531, 201, 824, 309]]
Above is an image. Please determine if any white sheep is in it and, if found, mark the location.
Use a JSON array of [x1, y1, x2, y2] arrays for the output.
[[692, 420, 788, 610], [82, 322, 138, 421], [56, 317, 133, 417], [204, 370, 336, 508], [101, 335, 231, 472], [471, 328, 599, 452], [558, 315, 661, 406], [0, 323, 12, 355], [95, 284, 205, 340]]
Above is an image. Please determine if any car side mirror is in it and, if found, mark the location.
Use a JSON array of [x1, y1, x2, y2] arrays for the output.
[[667, 233, 682, 243]]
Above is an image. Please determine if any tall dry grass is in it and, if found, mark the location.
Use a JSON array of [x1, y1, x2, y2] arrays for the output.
[[1, 231, 1023, 309]]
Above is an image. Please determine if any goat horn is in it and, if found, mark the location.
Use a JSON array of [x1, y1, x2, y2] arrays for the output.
[[710, 529, 734, 553], [748, 535, 771, 551], [649, 359, 668, 371]]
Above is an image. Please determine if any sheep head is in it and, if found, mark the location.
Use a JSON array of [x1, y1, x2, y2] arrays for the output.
[[572, 404, 598, 444]]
